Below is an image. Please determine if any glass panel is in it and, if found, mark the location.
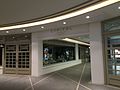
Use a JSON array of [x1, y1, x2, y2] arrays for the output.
[[6, 45, 16, 51], [18, 44, 30, 68], [19, 44, 29, 51], [107, 35, 120, 76], [103, 17, 120, 31], [43, 44, 75, 66], [108, 70, 116, 75], [5, 52, 16, 68], [116, 71, 120, 75]]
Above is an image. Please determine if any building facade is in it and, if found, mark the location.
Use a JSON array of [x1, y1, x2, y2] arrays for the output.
[[0, 17, 119, 87]]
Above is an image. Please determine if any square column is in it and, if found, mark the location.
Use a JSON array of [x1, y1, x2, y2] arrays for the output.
[[89, 22, 105, 84], [75, 44, 79, 60], [31, 34, 43, 76]]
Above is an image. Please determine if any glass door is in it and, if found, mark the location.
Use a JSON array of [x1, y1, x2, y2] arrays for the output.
[[4, 44, 30, 75], [106, 35, 120, 86], [4, 45, 17, 74], [18, 44, 30, 75]]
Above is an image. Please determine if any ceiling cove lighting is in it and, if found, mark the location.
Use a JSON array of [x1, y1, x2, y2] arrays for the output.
[[0, 0, 119, 31], [62, 38, 90, 46]]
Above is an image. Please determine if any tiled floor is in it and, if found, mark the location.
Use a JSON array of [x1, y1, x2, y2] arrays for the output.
[[0, 63, 120, 90]]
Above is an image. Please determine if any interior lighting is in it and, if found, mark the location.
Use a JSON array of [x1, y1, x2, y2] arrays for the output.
[[118, 6, 120, 9], [41, 26, 44, 29], [63, 22, 66, 24], [62, 38, 90, 46], [6, 31, 9, 33], [0, 0, 119, 31], [23, 29, 26, 31], [86, 16, 90, 19], [25, 35, 28, 38]]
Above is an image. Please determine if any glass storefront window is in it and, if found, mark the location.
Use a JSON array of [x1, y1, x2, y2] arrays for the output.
[[43, 44, 75, 66], [78, 45, 90, 63]]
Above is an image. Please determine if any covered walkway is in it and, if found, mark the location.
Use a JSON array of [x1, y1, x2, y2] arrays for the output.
[[0, 63, 119, 90]]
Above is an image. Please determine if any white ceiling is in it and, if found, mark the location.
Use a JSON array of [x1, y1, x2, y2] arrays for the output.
[[0, 1, 119, 35]]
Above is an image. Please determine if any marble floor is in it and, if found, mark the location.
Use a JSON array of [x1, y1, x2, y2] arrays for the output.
[[0, 63, 120, 90]]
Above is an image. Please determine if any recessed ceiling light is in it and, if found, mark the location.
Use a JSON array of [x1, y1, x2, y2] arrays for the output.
[[86, 16, 90, 19], [63, 22, 66, 25], [25, 35, 28, 38], [12, 36, 15, 39], [118, 6, 120, 9], [41, 26, 44, 29], [0, 0, 119, 30], [23, 29, 26, 31], [6, 31, 9, 33]]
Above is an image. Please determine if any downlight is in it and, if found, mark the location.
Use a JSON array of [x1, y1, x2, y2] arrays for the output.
[[0, 0, 119, 31]]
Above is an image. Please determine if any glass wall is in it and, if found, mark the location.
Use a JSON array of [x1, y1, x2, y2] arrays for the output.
[[43, 40, 75, 66], [78, 45, 90, 63], [103, 16, 120, 86], [107, 35, 120, 75], [0, 48, 2, 66]]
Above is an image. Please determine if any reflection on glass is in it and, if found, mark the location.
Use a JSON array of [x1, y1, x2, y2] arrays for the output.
[[107, 35, 120, 76], [116, 66, 120, 70], [43, 44, 75, 66], [115, 49, 120, 58], [78, 45, 90, 62], [116, 71, 120, 75]]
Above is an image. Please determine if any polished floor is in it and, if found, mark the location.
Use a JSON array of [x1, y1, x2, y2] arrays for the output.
[[0, 63, 120, 90]]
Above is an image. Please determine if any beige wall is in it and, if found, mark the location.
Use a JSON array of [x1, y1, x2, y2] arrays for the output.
[[31, 22, 105, 85]]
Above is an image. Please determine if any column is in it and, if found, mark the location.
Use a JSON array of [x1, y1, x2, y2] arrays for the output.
[[75, 44, 79, 60], [89, 22, 105, 84], [31, 34, 43, 76]]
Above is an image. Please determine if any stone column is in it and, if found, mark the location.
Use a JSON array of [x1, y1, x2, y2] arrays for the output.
[[89, 22, 105, 84], [31, 34, 43, 76], [75, 43, 79, 60]]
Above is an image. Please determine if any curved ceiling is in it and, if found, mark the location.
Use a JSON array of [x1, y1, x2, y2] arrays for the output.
[[0, 0, 95, 25], [0, 0, 119, 35]]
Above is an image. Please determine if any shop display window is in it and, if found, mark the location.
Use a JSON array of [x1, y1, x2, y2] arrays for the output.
[[43, 44, 75, 66]]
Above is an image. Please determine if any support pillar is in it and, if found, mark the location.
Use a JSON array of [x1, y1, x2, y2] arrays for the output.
[[89, 22, 105, 84], [32, 34, 43, 76], [75, 44, 79, 60]]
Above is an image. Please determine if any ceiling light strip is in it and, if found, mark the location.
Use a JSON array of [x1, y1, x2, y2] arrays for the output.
[[0, 0, 119, 31], [62, 38, 90, 46]]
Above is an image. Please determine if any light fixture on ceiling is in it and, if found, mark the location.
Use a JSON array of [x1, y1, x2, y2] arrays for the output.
[[6, 31, 9, 33], [23, 29, 26, 31], [62, 38, 90, 46], [118, 6, 120, 9], [63, 22, 66, 25], [41, 26, 44, 29], [0, 0, 119, 31], [12, 36, 15, 39], [25, 35, 28, 38], [86, 16, 90, 19]]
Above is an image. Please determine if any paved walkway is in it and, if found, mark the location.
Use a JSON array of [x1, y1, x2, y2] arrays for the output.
[[0, 63, 120, 90]]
